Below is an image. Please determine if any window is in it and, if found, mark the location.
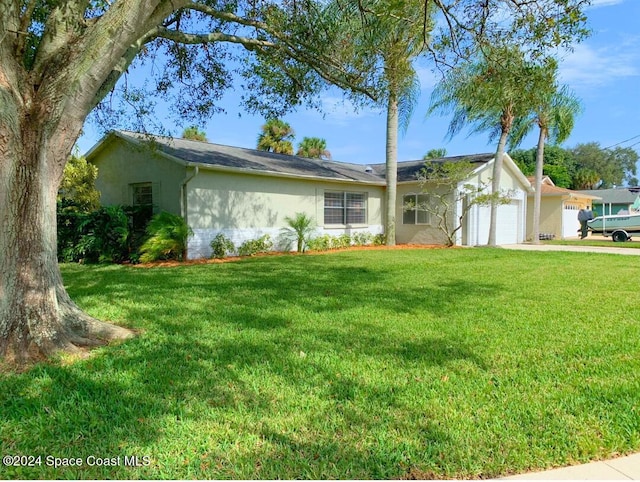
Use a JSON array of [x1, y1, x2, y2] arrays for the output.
[[403, 193, 431, 225], [324, 191, 367, 225], [132, 183, 153, 206]]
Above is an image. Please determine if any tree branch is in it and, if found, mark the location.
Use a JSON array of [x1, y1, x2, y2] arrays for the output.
[[15, 0, 37, 57], [150, 26, 276, 49], [31, 0, 93, 78], [186, 3, 270, 30]]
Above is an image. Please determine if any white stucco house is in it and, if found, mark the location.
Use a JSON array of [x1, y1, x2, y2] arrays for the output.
[[86, 131, 532, 258]]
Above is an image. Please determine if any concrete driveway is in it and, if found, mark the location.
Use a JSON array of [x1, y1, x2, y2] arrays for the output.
[[500, 242, 640, 256]]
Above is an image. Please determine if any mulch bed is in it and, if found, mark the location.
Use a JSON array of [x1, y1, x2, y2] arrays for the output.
[[134, 244, 456, 268]]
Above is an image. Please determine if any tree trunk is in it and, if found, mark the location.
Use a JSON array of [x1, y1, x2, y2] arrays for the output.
[[385, 93, 399, 246], [488, 128, 510, 246], [0, 120, 133, 364], [532, 128, 547, 245]]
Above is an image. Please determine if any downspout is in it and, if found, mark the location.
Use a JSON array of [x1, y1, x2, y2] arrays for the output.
[[181, 164, 199, 258], [181, 164, 199, 222]]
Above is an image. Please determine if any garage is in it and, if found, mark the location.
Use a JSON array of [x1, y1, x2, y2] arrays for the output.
[[473, 201, 523, 246]]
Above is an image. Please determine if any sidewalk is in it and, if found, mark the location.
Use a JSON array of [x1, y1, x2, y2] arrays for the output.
[[499, 242, 640, 256], [503, 452, 640, 480]]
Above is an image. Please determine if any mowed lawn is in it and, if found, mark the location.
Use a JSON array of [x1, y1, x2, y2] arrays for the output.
[[1, 248, 639, 479]]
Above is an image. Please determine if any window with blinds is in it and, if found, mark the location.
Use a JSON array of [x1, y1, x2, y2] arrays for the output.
[[324, 191, 367, 225], [131, 183, 153, 206]]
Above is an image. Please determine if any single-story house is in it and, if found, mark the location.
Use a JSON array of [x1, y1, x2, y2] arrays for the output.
[[576, 187, 640, 216], [87, 131, 532, 258], [526, 176, 600, 240]]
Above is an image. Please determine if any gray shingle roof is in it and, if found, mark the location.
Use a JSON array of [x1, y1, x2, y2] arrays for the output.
[[370, 154, 495, 182], [111, 131, 494, 184], [575, 188, 639, 204], [116, 131, 384, 184]]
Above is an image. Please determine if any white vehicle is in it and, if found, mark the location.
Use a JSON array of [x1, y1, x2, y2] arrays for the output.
[[587, 213, 640, 242]]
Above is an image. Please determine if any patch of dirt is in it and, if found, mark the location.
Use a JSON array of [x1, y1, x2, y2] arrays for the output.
[[133, 244, 457, 269]]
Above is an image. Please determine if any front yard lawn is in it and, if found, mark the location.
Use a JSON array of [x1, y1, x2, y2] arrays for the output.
[[1, 248, 639, 479]]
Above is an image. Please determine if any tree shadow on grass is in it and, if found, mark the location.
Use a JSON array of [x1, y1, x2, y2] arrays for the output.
[[1, 329, 472, 478], [0, 253, 507, 477], [62, 253, 505, 329]]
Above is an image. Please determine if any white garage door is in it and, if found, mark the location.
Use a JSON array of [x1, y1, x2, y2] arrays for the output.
[[562, 205, 580, 239], [495, 202, 520, 244], [475, 202, 521, 245]]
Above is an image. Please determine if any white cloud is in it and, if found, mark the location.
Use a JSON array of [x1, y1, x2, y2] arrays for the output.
[[559, 41, 639, 89], [588, 0, 626, 7]]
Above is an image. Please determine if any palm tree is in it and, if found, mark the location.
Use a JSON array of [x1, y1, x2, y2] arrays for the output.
[[279, 212, 316, 252], [353, 0, 433, 245], [429, 45, 538, 246], [257, 119, 295, 155], [510, 61, 582, 243], [181, 126, 208, 142], [296, 137, 331, 159], [424, 148, 447, 160], [573, 168, 600, 190]]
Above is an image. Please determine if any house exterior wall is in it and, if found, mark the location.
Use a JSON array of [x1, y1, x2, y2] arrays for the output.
[[593, 202, 631, 216], [92, 138, 184, 214], [395, 160, 529, 246], [395, 182, 453, 245], [185, 168, 384, 258], [526, 197, 563, 240]]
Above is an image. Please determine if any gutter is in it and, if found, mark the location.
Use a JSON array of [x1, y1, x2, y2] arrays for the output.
[[177, 160, 385, 187]]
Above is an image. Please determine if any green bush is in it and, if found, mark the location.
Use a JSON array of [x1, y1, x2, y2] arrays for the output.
[[306, 233, 384, 252], [279, 213, 316, 252], [238, 234, 273, 257], [333, 234, 352, 249], [57, 202, 152, 264], [306, 234, 332, 252], [139, 212, 193, 263], [372, 234, 386, 246], [57, 204, 130, 263], [210, 233, 236, 259], [352, 232, 373, 246]]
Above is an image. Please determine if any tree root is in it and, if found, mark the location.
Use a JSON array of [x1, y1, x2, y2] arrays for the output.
[[2, 300, 135, 368]]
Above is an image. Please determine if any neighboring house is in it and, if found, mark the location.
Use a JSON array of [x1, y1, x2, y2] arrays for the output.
[[87, 131, 532, 258], [526, 176, 600, 240], [576, 187, 640, 216]]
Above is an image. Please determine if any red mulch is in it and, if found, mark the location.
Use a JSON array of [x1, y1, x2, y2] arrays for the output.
[[133, 244, 456, 269]]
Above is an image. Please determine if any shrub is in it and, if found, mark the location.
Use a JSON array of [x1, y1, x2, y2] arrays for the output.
[[62, 205, 130, 263], [238, 234, 273, 257], [57, 202, 152, 264], [210, 233, 235, 259], [352, 232, 373, 246], [306, 234, 332, 252], [332, 234, 352, 249], [372, 234, 386, 246], [279, 213, 316, 252], [139, 212, 193, 263]]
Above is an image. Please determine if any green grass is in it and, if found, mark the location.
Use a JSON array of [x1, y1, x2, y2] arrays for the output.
[[1, 248, 639, 479]]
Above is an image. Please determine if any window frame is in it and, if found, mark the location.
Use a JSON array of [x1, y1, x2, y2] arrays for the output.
[[131, 182, 154, 207], [403, 193, 431, 225], [323, 191, 368, 226]]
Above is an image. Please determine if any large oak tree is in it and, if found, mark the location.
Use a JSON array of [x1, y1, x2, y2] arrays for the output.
[[0, 0, 367, 363], [0, 0, 591, 363]]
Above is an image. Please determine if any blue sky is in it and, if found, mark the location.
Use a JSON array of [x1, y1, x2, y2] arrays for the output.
[[79, 0, 640, 166]]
